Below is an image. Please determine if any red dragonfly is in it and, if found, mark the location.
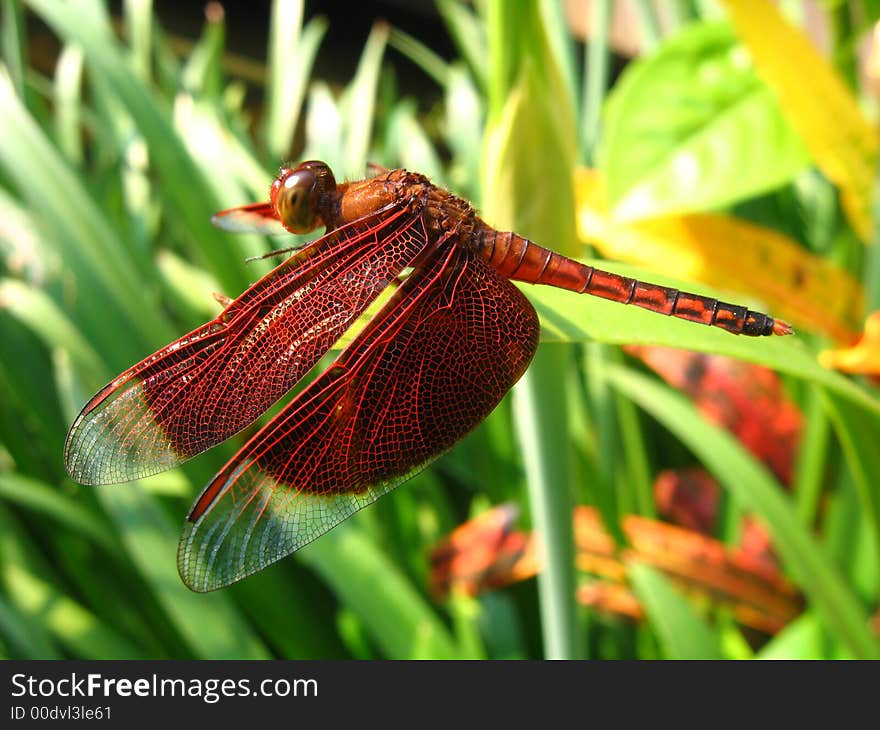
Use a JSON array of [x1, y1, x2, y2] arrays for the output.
[[64, 161, 792, 592]]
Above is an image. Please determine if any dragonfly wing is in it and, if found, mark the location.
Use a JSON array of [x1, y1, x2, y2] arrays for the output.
[[179, 247, 540, 591], [65, 203, 428, 485]]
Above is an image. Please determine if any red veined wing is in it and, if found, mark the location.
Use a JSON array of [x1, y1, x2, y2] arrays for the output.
[[211, 202, 287, 235], [178, 245, 540, 591], [64, 202, 428, 485]]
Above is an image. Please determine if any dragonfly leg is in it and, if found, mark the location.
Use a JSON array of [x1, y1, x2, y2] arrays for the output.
[[212, 291, 234, 308]]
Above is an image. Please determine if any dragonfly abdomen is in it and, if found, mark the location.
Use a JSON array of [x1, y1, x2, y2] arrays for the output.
[[478, 228, 791, 337]]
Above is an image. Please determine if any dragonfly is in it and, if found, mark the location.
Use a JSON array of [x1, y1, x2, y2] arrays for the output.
[[64, 160, 792, 592]]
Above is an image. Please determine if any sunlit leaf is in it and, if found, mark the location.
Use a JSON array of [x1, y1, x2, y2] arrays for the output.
[[722, 0, 879, 242], [599, 22, 809, 221]]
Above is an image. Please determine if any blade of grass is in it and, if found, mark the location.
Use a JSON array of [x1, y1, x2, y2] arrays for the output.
[[822, 391, 880, 578], [230, 568, 348, 659], [5, 562, 145, 658], [0, 279, 104, 377], [264, 0, 327, 159], [1, 0, 25, 98], [388, 26, 450, 86], [8, 289, 270, 659], [757, 613, 833, 660], [0, 67, 170, 356], [616, 388, 654, 516], [437, 0, 487, 89], [793, 386, 830, 527], [0, 594, 61, 659], [341, 22, 389, 177], [0, 507, 145, 658], [299, 525, 460, 659], [181, 3, 225, 99], [94, 482, 270, 659], [0, 472, 116, 551], [52, 44, 84, 164], [584, 343, 624, 539], [581, 0, 610, 162], [513, 346, 579, 657], [124, 0, 152, 81], [26, 0, 253, 294], [634, 0, 663, 50], [629, 563, 726, 659]]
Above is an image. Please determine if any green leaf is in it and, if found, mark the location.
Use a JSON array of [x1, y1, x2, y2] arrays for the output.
[[599, 21, 809, 220], [4, 562, 143, 659], [0, 472, 116, 551], [341, 22, 388, 177], [606, 364, 880, 660], [25, 0, 254, 295], [629, 563, 726, 659], [437, 0, 487, 90], [299, 525, 460, 659], [264, 0, 327, 159], [757, 614, 844, 660], [95, 483, 271, 659], [822, 391, 880, 568]]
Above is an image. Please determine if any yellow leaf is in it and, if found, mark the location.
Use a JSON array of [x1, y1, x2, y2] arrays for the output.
[[576, 168, 863, 343], [819, 312, 880, 375], [722, 0, 878, 242]]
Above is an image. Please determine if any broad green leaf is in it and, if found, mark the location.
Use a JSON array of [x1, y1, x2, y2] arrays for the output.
[[606, 364, 880, 660], [629, 563, 726, 659], [599, 22, 809, 220]]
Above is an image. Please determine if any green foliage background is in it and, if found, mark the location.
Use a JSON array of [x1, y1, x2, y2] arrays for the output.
[[0, 0, 878, 659]]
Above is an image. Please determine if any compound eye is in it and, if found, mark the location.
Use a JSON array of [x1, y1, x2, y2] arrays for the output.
[[275, 168, 318, 233]]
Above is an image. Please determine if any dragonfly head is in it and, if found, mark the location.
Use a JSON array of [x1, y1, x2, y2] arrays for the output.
[[271, 160, 336, 234]]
